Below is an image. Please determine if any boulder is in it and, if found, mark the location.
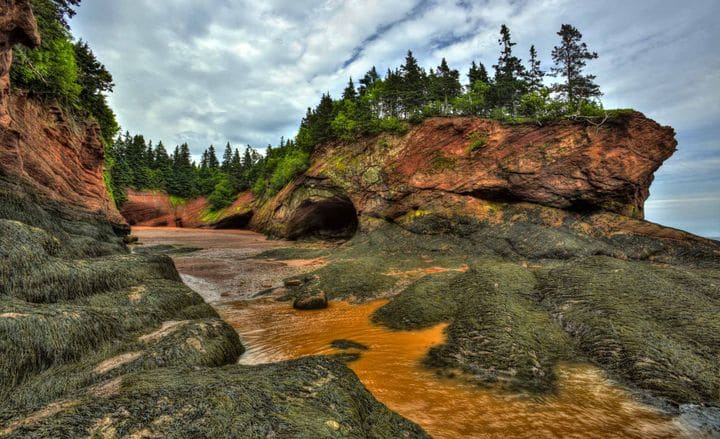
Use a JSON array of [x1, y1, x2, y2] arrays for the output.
[[293, 291, 328, 310]]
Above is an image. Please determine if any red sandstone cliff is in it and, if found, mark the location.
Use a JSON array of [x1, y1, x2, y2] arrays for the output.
[[0, 0, 125, 228], [250, 113, 678, 238], [121, 190, 254, 229]]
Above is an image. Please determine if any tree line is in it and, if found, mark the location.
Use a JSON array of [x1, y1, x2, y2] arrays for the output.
[[107, 133, 264, 209], [294, 23, 602, 151], [110, 23, 606, 210]]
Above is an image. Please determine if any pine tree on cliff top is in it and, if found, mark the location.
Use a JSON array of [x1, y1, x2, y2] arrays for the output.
[[550, 24, 600, 107], [359, 66, 380, 96], [434, 57, 462, 112], [342, 77, 357, 101], [400, 50, 427, 115], [468, 61, 489, 87], [493, 24, 526, 114], [526, 45, 545, 92], [221, 142, 233, 171]]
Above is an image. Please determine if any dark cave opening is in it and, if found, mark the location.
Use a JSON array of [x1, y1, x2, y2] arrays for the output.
[[287, 195, 359, 240], [212, 212, 254, 229]]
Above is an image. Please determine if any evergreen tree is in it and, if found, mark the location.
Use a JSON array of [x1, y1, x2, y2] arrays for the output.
[[358, 66, 380, 96], [73, 39, 118, 143], [550, 24, 600, 107], [399, 50, 427, 116], [206, 145, 220, 169], [434, 58, 462, 113], [342, 77, 357, 101], [221, 142, 233, 171], [152, 141, 172, 190], [468, 61, 489, 87], [492, 25, 526, 114], [169, 143, 194, 197], [382, 68, 402, 117], [526, 45, 545, 92]]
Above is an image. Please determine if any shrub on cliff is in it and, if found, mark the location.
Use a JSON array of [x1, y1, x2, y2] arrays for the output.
[[208, 176, 236, 211], [10, 0, 118, 144]]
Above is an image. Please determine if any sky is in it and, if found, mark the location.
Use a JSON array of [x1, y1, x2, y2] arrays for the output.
[[69, 0, 720, 237]]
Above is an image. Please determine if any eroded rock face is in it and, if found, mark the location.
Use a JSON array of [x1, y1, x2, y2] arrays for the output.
[[121, 190, 254, 228], [0, 0, 40, 127], [391, 116, 676, 218], [0, 0, 124, 230], [252, 113, 677, 238]]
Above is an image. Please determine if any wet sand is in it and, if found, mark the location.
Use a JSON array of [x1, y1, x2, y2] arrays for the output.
[[132, 227, 326, 304]]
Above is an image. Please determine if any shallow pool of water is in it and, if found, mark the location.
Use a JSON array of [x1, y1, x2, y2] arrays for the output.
[[220, 299, 687, 439]]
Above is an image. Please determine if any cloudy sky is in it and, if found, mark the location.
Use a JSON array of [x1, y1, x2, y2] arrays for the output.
[[69, 0, 720, 237]]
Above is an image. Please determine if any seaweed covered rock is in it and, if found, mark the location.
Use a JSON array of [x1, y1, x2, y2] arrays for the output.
[[294, 291, 328, 310], [0, 5, 427, 437], [270, 201, 720, 418]]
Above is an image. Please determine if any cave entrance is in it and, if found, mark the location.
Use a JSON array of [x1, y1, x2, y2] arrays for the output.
[[212, 212, 253, 229], [287, 195, 358, 240]]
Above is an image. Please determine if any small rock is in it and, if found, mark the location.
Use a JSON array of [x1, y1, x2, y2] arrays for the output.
[[325, 420, 340, 431], [293, 292, 328, 310], [331, 339, 369, 351], [123, 235, 139, 244], [284, 278, 304, 287], [261, 282, 273, 288], [220, 292, 231, 298]]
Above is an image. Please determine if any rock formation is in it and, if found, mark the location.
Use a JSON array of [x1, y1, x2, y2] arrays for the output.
[[249, 110, 719, 431], [121, 190, 254, 228], [1, 0, 123, 230], [0, 0, 40, 127], [251, 113, 677, 238]]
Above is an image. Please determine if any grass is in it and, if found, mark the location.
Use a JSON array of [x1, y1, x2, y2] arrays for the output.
[[169, 195, 187, 208], [466, 132, 488, 154]]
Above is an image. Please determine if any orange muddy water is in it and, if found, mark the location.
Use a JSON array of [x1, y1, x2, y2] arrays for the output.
[[133, 227, 689, 439]]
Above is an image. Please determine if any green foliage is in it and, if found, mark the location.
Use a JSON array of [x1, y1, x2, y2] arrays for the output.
[[331, 100, 359, 141], [378, 116, 409, 135], [11, 0, 118, 144], [466, 133, 488, 153], [12, 37, 81, 107], [208, 176, 236, 211], [550, 23, 601, 108], [268, 149, 310, 193]]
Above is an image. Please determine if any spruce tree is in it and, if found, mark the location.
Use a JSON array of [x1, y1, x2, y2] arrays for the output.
[[358, 66, 379, 96], [526, 45, 544, 92], [399, 50, 427, 116], [550, 24, 600, 107], [382, 68, 402, 117], [468, 61, 489, 87], [206, 145, 220, 169], [169, 143, 194, 197], [492, 25, 526, 115], [153, 141, 172, 191], [221, 142, 233, 171], [342, 77, 357, 101], [434, 58, 462, 113]]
